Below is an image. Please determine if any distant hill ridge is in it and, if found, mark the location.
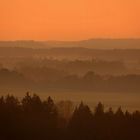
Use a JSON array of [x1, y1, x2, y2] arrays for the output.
[[0, 39, 140, 49]]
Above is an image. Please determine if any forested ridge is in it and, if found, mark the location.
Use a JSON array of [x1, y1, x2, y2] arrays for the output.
[[1, 68, 140, 93], [0, 93, 140, 140]]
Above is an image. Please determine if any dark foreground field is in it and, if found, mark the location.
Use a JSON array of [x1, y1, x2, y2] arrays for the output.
[[0, 93, 140, 140]]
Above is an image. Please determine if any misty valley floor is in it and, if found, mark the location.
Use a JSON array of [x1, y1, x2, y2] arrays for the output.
[[0, 91, 139, 112]]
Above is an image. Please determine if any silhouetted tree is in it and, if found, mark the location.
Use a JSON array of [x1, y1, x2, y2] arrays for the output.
[[68, 102, 93, 140], [0, 94, 139, 140], [94, 102, 104, 116]]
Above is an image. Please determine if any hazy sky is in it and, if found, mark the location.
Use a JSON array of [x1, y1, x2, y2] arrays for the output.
[[0, 0, 140, 40]]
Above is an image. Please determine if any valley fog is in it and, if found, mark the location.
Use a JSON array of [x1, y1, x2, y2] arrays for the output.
[[0, 91, 139, 112], [0, 40, 140, 112]]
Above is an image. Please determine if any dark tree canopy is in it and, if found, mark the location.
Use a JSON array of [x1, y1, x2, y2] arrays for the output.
[[0, 93, 139, 140]]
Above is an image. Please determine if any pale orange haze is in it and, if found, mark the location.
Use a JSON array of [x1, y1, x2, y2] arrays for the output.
[[0, 0, 140, 40]]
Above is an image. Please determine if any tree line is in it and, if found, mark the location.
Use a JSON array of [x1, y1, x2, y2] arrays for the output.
[[0, 93, 140, 140], [1, 68, 140, 93]]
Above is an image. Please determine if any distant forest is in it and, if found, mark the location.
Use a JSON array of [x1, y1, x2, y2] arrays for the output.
[[0, 93, 139, 140], [0, 58, 140, 92]]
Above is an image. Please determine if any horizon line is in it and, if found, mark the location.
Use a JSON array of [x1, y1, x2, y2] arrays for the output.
[[0, 38, 140, 42]]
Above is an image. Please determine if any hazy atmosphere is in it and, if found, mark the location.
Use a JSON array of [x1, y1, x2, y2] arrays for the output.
[[0, 0, 140, 40], [0, 0, 140, 140]]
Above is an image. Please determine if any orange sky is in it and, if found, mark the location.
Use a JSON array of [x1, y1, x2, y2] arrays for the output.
[[0, 0, 140, 40]]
